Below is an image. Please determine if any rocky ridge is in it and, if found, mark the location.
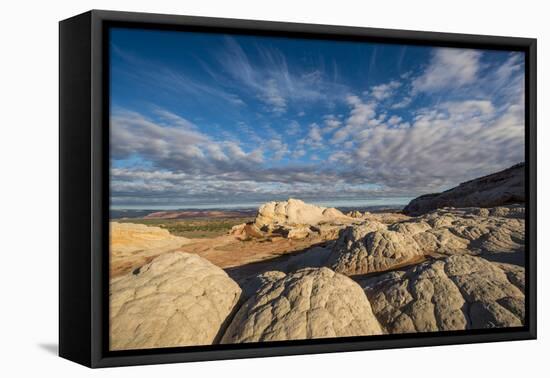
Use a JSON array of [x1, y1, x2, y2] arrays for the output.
[[327, 204, 525, 276], [403, 163, 525, 216]]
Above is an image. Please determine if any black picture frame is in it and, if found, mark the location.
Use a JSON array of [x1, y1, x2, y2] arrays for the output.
[[59, 9, 537, 368]]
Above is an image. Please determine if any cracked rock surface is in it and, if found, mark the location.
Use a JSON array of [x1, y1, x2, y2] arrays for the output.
[[328, 225, 423, 276], [221, 267, 383, 343], [110, 252, 242, 350], [360, 255, 524, 333], [328, 205, 524, 276]]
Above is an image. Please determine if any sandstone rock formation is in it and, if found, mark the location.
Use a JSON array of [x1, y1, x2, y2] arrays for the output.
[[328, 224, 424, 276], [110, 222, 191, 277], [403, 163, 525, 216], [111, 222, 190, 255], [221, 267, 383, 343], [110, 252, 242, 350], [240, 270, 287, 299], [229, 198, 356, 240], [347, 210, 365, 218], [254, 199, 349, 227], [251, 199, 354, 239], [283, 246, 332, 272], [410, 205, 525, 262], [328, 205, 525, 276], [231, 199, 408, 241], [364, 212, 411, 225], [361, 255, 525, 333]]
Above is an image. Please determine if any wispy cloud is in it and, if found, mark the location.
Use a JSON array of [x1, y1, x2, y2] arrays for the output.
[[110, 33, 525, 208], [412, 48, 482, 93], [215, 36, 348, 114], [111, 43, 246, 108]]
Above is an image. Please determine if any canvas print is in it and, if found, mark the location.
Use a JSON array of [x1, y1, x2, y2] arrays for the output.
[[109, 28, 526, 351]]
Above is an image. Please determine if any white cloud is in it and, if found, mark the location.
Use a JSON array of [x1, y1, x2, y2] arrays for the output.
[[261, 78, 287, 114], [369, 80, 401, 100], [412, 48, 482, 93], [308, 123, 322, 142], [110, 109, 209, 161], [347, 95, 377, 126], [286, 120, 301, 136], [328, 151, 351, 163], [387, 115, 402, 126], [111, 108, 267, 174], [205, 144, 228, 162], [391, 96, 412, 109], [248, 149, 264, 164], [349, 98, 523, 192], [322, 115, 342, 133], [494, 52, 523, 85], [300, 123, 324, 148], [331, 95, 377, 144], [292, 148, 306, 158], [267, 139, 290, 160]]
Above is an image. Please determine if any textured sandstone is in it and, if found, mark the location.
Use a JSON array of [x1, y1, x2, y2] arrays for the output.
[[347, 210, 364, 218], [328, 205, 524, 276], [254, 198, 350, 228], [417, 206, 525, 257], [233, 199, 408, 241], [111, 222, 190, 256], [221, 267, 383, 343], [361, 255, 524, 333], [249, 199, 356, 240], [110, 222, 191, 277], [328, 227, 423, 276], [110, 252, 242, 350], [403, 163, 525, 215]]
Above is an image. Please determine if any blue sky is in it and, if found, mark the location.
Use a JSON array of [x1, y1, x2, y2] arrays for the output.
[[110, 28, 525, 209]]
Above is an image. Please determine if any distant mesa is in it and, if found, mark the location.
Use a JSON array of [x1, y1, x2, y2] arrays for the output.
[[403, 163, 525, 216], [143, 209, 256, 220]]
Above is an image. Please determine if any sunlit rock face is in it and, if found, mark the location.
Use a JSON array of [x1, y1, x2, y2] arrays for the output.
[[110, 252, 242, 350], [403, 163, 525, 216], [221, 267, 383, 343], [327, 204, 525, 276], [360, 255, 525, 333]]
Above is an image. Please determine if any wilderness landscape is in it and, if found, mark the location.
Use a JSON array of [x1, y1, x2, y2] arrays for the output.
[[109, 29, 526, 350], [110, 163, 525, 349]]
